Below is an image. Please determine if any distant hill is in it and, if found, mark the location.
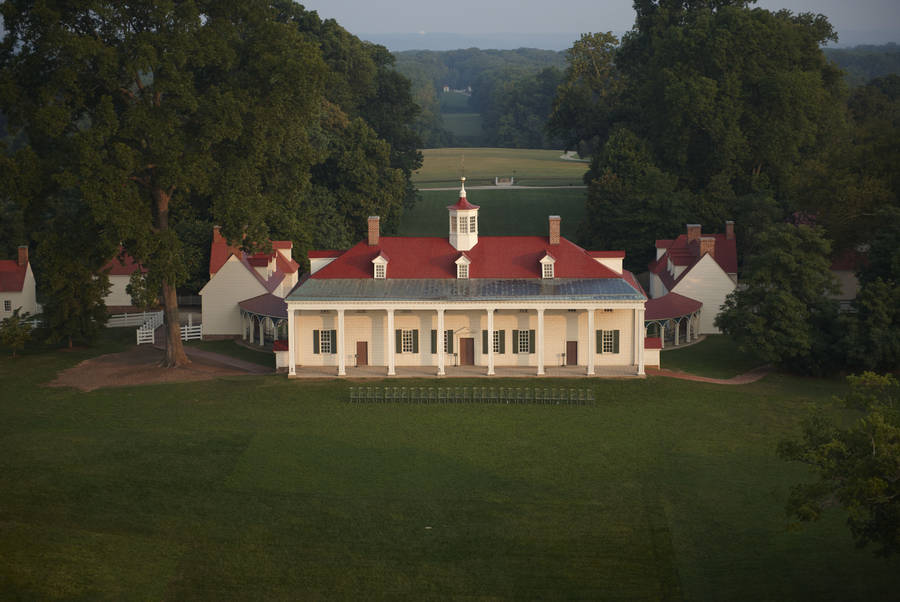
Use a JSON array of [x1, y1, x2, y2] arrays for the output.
[[361, 32, 589, 52], [825, 43, 900, 86]]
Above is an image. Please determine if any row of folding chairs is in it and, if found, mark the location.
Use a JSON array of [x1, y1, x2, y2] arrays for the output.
[[347, 386, 595, 406]]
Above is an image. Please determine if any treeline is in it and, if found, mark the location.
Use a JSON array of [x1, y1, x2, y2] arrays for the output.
[[550, 2, 899, 374], [0, 1, 421, 360], [393, 48, 566, 148], [825, 43, 900, 87]]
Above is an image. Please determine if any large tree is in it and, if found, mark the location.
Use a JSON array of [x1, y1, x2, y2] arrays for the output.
[[1, 1, 328, 365], [779, 372, 900, 557]]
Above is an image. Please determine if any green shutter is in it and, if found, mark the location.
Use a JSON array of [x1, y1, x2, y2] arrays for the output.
[[512, 330, 519, 353], [446, 330, 453, 354], [412, 329, 419, 353], [499, 330, 505, 354], [482, 329, 488, 351], [330, 329, 337, 354], [613, 330, 620, 354], [430, 329, 437, 353], [596, 330, 602, 355], [395, 329, 402, 354], [313, 329, 319, 354], [529, 329, 535, 354]]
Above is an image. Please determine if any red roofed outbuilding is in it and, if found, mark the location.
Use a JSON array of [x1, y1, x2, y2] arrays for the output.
[[0, 246, 37, 317]]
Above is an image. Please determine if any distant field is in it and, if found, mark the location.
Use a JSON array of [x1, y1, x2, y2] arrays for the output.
[[414, 147, 589, 187], [439, 91, 471, 112], [400, 188, 586, 238]]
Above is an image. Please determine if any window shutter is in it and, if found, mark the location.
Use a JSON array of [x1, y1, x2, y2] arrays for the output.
[[528, 329, 535, 354], [446, 330, 454, 354], [512, 330, 519, 353], [431, 329, 437, 354], [499, 330, 506, 354], [482, 329, 488, 351], [596, 330, 602, 355], [613, 330, 620, 354], [412, 329, 419, 353], [330, 330, 337, 354], [395, 329, 402, 354], [313, 329, 319, 354]]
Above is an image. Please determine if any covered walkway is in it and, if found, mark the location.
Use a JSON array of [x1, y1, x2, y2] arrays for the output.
[[644, 292, 702, 349]]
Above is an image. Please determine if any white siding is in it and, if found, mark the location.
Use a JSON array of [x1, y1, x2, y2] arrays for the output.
[[105, 275, 133, 307], [200, 257, 267, 336], [595, 257, 623, 274], [1, 266, 38, 317], [672, 254, 737, 334], [309, 257, 337, 274], [648, 273, 669, 299]]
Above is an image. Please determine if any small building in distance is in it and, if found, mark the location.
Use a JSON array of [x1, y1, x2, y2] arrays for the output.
[[0, 246, 38, 317], [648, 222, 738, 334], [101, 251, 147, 313]]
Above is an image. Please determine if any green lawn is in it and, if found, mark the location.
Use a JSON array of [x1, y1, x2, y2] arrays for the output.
[[662, 335, 767, 379], [414, 147, 589, 187], [439, 91, 471, 113], [401, 188, 587, 238], [1, 335, 897, 599], [186, 339, 274, 369]]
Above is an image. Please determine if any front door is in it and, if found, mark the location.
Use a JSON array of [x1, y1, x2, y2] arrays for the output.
[[460, 338, 475, 366], [356, 341, 368, 366], [566, 341, 578, 366]]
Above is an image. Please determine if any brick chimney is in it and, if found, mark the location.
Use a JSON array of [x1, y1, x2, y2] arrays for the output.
[[700, 236, 716, 259], [549, 215, 561, 245], [686, 224, 701, 244], [17, 245, 28, 267], [725, 220, 734, 240], [368, 216, 380, 246], [213, 226, 225, 245]]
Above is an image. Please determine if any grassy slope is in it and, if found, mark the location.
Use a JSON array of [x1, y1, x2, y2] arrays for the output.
[[186, 339, 274, 369], [401, 188, 587, 239], [414, 147, 588, 187], [441, 113, 483, 140], [1, 336, 898, 599], [662, 335, 766, 379]]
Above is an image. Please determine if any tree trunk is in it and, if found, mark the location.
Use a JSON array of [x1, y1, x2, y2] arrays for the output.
[[153, 185, 191, 368]]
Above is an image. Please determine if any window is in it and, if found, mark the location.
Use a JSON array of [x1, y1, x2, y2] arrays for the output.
[[450, 216, 457, 233], [3, 300, 9, 312], [401, 329, 415, 353], [320, 329, 333, 354], [469, 216, 477, 233], [493, 330, 502, 353], [457, 264, 468, 279], [604, 308, 613, 313], [542, 263, 554, 279], [459, 217, 468, 234], [518, 329, 530, 353], [596, 329, 620, 354], [374, 263, 385, 279], [482, 330, 506, 353]]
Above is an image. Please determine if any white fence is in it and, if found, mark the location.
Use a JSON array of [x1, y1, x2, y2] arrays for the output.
[[180, 314, 202, 341], [108, 311, 163, 328], [136, 311, 164, 345]]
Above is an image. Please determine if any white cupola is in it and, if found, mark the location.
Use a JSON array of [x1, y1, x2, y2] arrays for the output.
[[447, 177, 479, 251]]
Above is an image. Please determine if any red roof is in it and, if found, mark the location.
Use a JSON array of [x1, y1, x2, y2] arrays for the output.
[[312, 236, 622, 280], [102, 251, 147, 276], [272, 340, 288, 351], [210, 236, 298, 276], [238, 292, 287, 318], [0, 260, 27, 292], [831, 248, 867, 271], [648, 230, 738, 291], [644, 337, 662, 350], [645, 292, 703, 320], [588, 251, 626, 258], [447, 196, 479, 211]]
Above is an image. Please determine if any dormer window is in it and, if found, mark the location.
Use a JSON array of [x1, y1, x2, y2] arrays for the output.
[[372, 252, 389, 279], [540, 252, 556, 279], [469, 215, 477, 233], [455, 253, 471, 279], [459, 218, 468, 234]]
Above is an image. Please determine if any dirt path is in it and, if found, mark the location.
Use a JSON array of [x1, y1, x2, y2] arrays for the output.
[[645, 364, 773, 385], [49, 345, 268, 392]]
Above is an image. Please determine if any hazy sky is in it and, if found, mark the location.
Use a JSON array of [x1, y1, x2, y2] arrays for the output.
[[300, 0, 899, 37]]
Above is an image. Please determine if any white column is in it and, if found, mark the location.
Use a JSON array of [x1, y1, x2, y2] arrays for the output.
[[487, 308, 495, 376], [387, 308, 395, 376], [633, 308, 640, 367], [288, 309, 296, 376], [437, 307, 445, 376], [258, 317, 264, 346], [674, 317, 680, 346], [637, 307, 646, 375], [337, 308, 345, 376], [586, 308, 595, 376], [242, 313, 248, 341], [536, 308, 545, 376]]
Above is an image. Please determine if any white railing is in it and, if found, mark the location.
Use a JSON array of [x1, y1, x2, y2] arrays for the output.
[[136, 311, 164, 345], [180, 314, 202, 341], [108, 311, 162, 328]]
